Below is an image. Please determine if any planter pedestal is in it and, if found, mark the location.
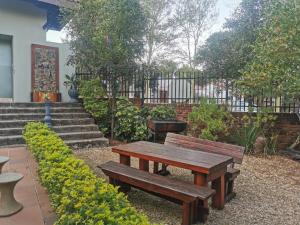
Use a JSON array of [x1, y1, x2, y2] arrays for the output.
[[147, 119, 187, 142]]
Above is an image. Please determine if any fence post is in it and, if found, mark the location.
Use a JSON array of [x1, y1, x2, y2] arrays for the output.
[[141, 70, 145, 107]]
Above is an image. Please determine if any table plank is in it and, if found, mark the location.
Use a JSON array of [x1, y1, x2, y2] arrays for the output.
[[112, 141, 233, 174]]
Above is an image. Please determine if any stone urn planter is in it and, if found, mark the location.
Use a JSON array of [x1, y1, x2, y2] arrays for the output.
[[68, 86, 79, 102], [64, 74, 79, 103]]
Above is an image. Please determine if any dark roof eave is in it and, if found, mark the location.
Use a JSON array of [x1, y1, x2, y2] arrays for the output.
[[34, 0, 76, 31]]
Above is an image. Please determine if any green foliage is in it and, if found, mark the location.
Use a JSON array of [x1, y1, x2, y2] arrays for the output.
[[197, 0, 265, 79], [197, 31, 241, 80], [188, 100, 233, 141], [23, 122, 151, 225], [239, 0, 300, 100], [79, 79, 110, 134], [63, 74, 80, 89], [65, 0, 146, 70], [149, 105, 177, 121], [115, 97, 150, 142], [233, 110, 278, 154]]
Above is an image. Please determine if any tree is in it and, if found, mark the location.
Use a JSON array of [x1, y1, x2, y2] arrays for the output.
[[140, 0, 176, 66], [196, 0, 266, 80], [224, 0, 265, 70], [196, 31, 241, 80], [239, 0, 300, 99], [64, 0, 147, 139], [172, 0, 217, 69], [238, 0, 300, 150], [65, 0, 146, 72]]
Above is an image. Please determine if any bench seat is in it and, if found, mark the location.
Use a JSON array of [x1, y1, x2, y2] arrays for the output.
[[99, 161, 215, 225], [162, 133, 245, 202], [226, 167, 240, 180]]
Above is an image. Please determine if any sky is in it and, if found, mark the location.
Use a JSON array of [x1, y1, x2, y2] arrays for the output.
[[46, 0, 242, 43]]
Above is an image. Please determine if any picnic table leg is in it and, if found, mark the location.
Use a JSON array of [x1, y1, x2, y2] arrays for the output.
[[193, 173, 208, 223], [153, 162, 159, 173], [182, 202, 191, 225], [118, 154, 131, 192], [139, 159, 149, 172], [120, 155, 130, 166], [211, 174, 225, 209]]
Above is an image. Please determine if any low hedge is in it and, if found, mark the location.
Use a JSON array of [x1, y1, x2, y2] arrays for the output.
[[23, 122, 151, 225]]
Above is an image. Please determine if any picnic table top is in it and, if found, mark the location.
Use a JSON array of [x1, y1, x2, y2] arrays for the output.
[[112, 141, 233, 174]]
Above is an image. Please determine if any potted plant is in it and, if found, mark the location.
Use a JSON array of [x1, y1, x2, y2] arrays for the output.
[[147, 105, 187, 139], [64, 74, 80, 102]]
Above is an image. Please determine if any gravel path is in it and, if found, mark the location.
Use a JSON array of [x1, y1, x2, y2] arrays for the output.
[[75, 147, 300, 225]]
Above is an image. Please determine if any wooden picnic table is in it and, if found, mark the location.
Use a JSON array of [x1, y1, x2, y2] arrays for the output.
[[112, 141, 233, 210]]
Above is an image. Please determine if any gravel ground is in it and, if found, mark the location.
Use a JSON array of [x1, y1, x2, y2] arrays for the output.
[[74, 147, 300, 225]]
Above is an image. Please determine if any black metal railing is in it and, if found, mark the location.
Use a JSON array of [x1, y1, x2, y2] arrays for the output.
[[76, 67, 299, 113]]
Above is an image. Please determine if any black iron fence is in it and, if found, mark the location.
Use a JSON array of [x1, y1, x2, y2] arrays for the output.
[[76, 67, 299, 113]]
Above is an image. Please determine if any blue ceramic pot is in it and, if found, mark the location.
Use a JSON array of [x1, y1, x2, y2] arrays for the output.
[[68, 86, 79, 102]]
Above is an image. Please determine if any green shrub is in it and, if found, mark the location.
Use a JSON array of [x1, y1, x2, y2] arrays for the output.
[[188, 99, 234, 141], [23, 122, 151, 225], [233, 111, 278, 154], [79, 78, 110, 134], [115, 97, 150, 142], [149, 105, 177, 121]]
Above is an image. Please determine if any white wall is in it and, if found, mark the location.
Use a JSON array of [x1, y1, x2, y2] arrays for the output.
[[0, 0, 74, 102]]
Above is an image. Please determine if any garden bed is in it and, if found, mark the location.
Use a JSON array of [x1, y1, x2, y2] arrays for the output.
[[75, 147, 300, 225]]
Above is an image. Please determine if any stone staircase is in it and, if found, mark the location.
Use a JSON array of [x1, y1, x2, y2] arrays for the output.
[[0, 103, 108, 148]]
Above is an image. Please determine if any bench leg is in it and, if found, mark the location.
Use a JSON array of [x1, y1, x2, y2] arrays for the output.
[[153, 162, 159, 174], [118, 155, 131, 192], [197, 200, 209, 223], [193, 173, 208, 222], [139, 159, 149, 172], [109, 177, 130, 194], [225, 179, 236, 202], [120, 155, 130, 166], [182, 202, 191, 225], [153, 163, 170, 176], [212, 175, 225, 209]]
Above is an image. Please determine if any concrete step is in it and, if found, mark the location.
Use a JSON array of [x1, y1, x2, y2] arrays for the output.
[[0, 102, 109, 149], [0, 102, 82, 108], [0, 135, 24, 146], [0, 125, 99, 136], [0, 128, 24, 136], [0, 107, 85, 114], [0, 132, 107, 147], [0, 118, 95, 128], [0, 113, 90, 120], [52, 118, 95, 126], [53, 125, 99, 133], [65, 138, 109, 149], [59, 132, 104, 140]]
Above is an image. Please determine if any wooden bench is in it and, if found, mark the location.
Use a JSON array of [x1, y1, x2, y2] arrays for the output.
[[99, 161, 215, 225], [160, 133, 245, 202]]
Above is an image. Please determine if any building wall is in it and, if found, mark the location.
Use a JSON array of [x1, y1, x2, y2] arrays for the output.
[[0, 0, 74, 102]]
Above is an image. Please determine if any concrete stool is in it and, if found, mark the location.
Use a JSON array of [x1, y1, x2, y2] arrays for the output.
[[0, 157, 9, 173], [0, 172, 23, 216]]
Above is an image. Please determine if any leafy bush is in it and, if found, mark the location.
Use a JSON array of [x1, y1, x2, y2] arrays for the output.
[[188, 99, 234, 141], [79, 78, 110, 134], [233, 110, 278, 154], [149, 105, 177, 120], [23, 122, 151, 225], [115, 97, 150, 142]]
